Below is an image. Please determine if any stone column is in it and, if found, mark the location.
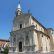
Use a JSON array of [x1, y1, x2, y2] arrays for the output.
[[37, 32, 42, 51]]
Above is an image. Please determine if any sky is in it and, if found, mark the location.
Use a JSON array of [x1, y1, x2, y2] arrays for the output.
[[0, 0, 54, 39]]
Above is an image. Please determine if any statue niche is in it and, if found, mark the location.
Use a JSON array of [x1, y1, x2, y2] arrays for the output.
[[25, 32, 29, 45]]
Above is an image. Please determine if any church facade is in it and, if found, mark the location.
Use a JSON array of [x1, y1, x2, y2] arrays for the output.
[[10, 2, 54, 53]]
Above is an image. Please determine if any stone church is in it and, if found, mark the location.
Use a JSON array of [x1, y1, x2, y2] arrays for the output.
[[10, 2, 54, 53]]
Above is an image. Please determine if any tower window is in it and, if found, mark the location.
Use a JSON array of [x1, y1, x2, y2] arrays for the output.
[[20, 24, 22, 28]]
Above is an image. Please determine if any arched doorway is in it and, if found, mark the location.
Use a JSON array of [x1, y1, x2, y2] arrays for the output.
[[19, 42, 22, 52]]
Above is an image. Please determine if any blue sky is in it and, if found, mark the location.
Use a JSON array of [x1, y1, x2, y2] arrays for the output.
[[0, 0, 54, 39]]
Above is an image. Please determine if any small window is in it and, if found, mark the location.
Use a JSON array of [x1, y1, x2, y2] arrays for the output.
[[41, 47, 42, 51], [42, 34, 43, 37], [41, 28, 42, 30], [36, 25, 37, 29], [20, 24, 22, 28], [46, 47, 47, 51]]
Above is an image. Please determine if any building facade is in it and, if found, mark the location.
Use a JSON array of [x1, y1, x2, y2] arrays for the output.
[[10, 2, 54, 53], [0, 39, 10, 51], [0, 39, 10, 47]]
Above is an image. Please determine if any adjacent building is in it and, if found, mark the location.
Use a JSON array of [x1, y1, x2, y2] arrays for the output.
[[0, 39, 10, 51], [0, 39, 10, 47]]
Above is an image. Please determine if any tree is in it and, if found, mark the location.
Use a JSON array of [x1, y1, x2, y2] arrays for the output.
[[3, 46, 9, 54]]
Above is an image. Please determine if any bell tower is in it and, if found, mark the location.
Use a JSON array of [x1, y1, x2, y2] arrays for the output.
[[16, 0, 22, 16]]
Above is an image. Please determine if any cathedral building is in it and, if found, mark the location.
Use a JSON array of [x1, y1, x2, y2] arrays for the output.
[[10, 2, 54, 53]]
